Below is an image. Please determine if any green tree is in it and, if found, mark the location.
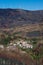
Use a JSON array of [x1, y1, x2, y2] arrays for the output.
[[31, 49, 41, 65], [0, 36, 11, 45]]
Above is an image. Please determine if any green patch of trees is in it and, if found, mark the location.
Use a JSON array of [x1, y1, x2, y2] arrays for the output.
[[0, 36, 11, 45], [31, 38, 38, 44]]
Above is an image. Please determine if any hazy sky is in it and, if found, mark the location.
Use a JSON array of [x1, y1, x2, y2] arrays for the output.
[[0, 0, 43, 10]]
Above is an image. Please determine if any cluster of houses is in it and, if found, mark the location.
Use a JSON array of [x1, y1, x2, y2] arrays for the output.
[[0, 39, 33, 52], [16, 40, 33, 49]]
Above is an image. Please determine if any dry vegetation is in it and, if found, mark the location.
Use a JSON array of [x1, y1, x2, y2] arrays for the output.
[[0, 9, 43, 65]]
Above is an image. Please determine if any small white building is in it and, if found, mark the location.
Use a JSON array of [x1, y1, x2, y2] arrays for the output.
[[0, 45, 4, 48], [9, 42, 13, 45], [16, 41, 20, 45], [13, 44, 17, 46], [0, 45, 4, 50]]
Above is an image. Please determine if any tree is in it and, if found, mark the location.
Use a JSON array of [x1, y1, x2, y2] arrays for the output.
[[0, 35, 11, 45], [31, 48, 41, 65]]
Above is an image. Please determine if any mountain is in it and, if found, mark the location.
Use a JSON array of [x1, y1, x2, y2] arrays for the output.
[[0, 9, 43, 28], [0, 9, 43, 65], [0, 9, 43, 38]]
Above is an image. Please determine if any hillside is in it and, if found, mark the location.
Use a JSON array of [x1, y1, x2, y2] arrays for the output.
[[0, 9, 43, 38], [0, 9, 43, 28], [0, 9, 43, 65]]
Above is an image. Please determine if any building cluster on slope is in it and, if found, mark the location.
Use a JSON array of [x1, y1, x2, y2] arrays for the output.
[[16, 40, 33, 49], [0, 39, 33, 52]]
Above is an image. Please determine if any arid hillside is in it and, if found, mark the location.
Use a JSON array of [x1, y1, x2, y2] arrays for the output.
[[0, 9, 43, 65], [0, 9, 43, 28]]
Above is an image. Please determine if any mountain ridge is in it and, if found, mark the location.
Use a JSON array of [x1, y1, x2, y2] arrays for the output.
[[0, 9, 43, 37], [0, 9, 43, 28]]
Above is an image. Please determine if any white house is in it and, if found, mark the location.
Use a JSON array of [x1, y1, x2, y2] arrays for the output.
[[0, 45, 4, 50], [9, 42, 13, 45], [16, 41, 20, 45]]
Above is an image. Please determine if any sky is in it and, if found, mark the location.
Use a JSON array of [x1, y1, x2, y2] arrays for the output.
[[0, 0, 43, 10]]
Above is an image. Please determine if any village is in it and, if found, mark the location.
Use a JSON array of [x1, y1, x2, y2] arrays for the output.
[[0, 39, 33, 53]]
